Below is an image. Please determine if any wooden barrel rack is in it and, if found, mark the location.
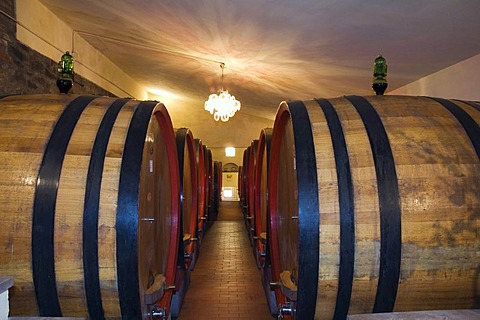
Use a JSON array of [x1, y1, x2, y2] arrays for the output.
[[0, 94, 181, 319], [268, 96, 480, 319]]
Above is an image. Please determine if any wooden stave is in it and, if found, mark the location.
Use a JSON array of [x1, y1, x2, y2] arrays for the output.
[[0, 94, 180, 319], [268, 96, 480, 319]]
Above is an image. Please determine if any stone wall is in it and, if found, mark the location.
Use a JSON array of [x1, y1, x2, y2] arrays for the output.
[[0, 0, 115, 97]]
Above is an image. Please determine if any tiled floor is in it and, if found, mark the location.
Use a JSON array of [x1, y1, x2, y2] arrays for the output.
[[175, 202, 274, 320]]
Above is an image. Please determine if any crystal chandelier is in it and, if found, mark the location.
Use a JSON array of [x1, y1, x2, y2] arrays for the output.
[[204, 63, 241, 122]]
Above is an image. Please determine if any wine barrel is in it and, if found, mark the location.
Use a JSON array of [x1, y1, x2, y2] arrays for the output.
[[254, 129, 273, 268], [175, 128, 198, 270], [268, 96, 480, 319], [253, 128, 278, 315], [241, 146, 250, 214], [241, 145, 252, 235], [246, 140, 259, 243], [211, 161, 223, 221], [204, 147, 214, 231], [194, 139, 207, 242], [238, 165, 243, 205], [0, 95, 180, 319], [200, 144, 210, 231]]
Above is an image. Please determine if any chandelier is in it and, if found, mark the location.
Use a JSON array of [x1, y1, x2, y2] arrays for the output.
[[204, 63, 241, 122]]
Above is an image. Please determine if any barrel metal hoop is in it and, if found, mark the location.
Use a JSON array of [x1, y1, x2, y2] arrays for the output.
[[315, 98, 355, 319], [288, 100, 320, 319], [117, 101, 157, 319], [432, 98, 480, 160], [458, 100, 480, 113], [83, 98, 129, 319], [32, 95, 96, 316], [345, 95, 401, 313]]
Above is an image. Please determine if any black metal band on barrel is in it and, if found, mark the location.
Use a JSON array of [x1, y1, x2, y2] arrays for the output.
[[460, 100, 480, 113], [83, 99, 129, 319], [175, 128, 188, 267], [345, 96, 401, 313], [315, 98, 355, 319], [432, 98, 480, 160], [32, 95, 96, 316], [117, 101, 156, 319], [289, 101, 319, 319]]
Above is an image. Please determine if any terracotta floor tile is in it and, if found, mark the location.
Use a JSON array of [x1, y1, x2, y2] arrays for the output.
[[174, 202, 274, 320]]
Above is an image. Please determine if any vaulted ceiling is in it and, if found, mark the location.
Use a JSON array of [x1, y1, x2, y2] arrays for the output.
[[37, 0, 480, 147]]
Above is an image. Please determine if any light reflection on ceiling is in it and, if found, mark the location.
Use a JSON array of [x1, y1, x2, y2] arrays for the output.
[[37, 0, 480, 146]]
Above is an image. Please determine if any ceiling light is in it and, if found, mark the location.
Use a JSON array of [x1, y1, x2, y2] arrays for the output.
[[204, 63, 241, 122], [225, 147, 236, 157]]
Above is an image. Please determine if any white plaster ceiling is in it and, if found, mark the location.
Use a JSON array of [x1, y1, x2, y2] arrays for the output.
[[38, 0, 480, 147]]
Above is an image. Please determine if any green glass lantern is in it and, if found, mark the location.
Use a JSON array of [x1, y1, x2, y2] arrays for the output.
[[57, 51, 74, 94], [372, 55, 388, 95]]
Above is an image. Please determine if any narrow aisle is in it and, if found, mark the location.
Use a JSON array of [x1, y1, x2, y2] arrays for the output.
[[176, 202, 273, 320]]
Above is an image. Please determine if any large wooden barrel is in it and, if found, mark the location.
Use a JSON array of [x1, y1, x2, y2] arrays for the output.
[[268, 96, 480, 319], [202, 147, 214, 232], [246, 140, 259, 241], [0, 95, 181, 319], [206, 148, 213, 215], [194, 139, 206, 242], [199, 144, 210, 234], [254, 129, 273, 268], [253, 128, 278, 315], [211, 160, 223, 221], [238, 165, 243, 205], [241, 146, 250, 214], [175, 128, 198, 270]]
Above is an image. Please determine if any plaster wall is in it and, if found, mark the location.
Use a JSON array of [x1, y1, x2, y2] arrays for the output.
[[209, 147, 246, 168], [390, 53, 480, 101], [16, 0, 147, 99]]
